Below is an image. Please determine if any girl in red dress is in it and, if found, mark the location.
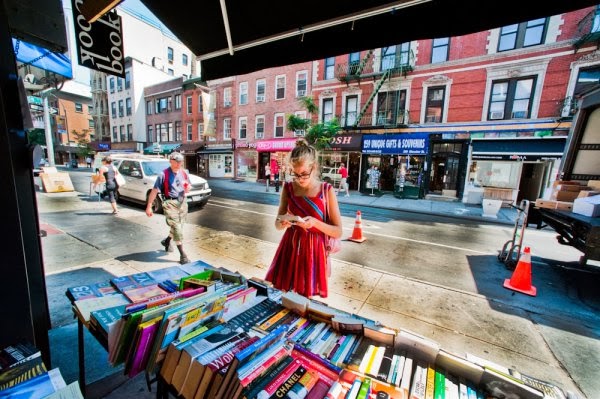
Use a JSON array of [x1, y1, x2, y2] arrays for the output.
[[265, 140, 343, 298]]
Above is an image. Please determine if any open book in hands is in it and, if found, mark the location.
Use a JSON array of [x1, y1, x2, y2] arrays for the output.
[[276, 214, 304, 224]]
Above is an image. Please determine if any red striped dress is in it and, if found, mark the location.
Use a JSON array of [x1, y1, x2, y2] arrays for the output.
[[265, 181, 331, 298]]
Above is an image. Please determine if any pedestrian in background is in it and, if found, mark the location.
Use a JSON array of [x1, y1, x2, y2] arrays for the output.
[[338, 163, 349, 197], [145, 152, 191, 264], [265, 163, 271, 192], [265, 139, 343, 298], [98, 155, 119, 215], [86, 156, 92, 168]]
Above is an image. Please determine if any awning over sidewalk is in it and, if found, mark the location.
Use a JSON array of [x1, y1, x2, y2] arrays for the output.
[[143, 143, 181, 155], [178, 142, 204, 154]]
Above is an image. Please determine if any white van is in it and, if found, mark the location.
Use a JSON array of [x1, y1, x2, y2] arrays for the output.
[[110, 155, 211, 213]]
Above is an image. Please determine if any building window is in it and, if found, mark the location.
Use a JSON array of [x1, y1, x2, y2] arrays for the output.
[[117, 78, 123, 91], [75, 103, 83, 112], [156, 97, 170, 113], [322, 98, 334, 122], [349, 52, 360, 74], [425, 86, 446, 123], [112, 126, 117, 140], [125, 71, 130, 89], [574, 66, 600, 96], [224, 87, 232, 107], [89, 119, 94, 129], [167, 47, 174, 63], [431, 38, 449, 63], [399, 42, 411, 65], [239, 82, 248, 105], [111, 102, 116, 118], [175, 121, 182, 141], [118, 100, 124, 117], [146, 100, 153, 115], [275, 75, 285, 100], [147, 125, 153, 143], [377, 91, 406, 125], [119, 125, 125, 141], [182, 53, 188, 66], [168, 69, 174, 76], [256, 79, 266, 102], [223, 118, 232, 140], [109, 77, 115, 93], [324, 57, 335, 79], [239, 117, 247, 139], [175, 94, 181, 110], [126, 98, 132, 116], [88, 104, 93, 113], [293, 111, 306, 136], [274, 113, 285, 138], [198, 94, 203, 112], [345, 96, 358, 126], [198, 122, 204, 136], [498, 18, 547, 52], [186, 96, 193, 114], [255, 115, 265, 138], [127, 124, 133, 141], [296, 71, 307, 97], [186, 123, 193, 141], [488, 77, 535, 120]]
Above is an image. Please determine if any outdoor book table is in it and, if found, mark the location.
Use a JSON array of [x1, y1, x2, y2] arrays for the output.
[[66, 260, 570, 399]]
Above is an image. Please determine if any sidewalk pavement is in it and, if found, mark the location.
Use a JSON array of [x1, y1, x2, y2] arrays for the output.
[[207, 178, 520, 225], [37, 176, 598, 399]]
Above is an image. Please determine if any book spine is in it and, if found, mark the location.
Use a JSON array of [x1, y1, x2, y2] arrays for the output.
[[358, 344, 375, 374], [346, 379, 362, 399], [255, 359, 302, 399], [434, 369, 445, 399], [242, 356, 295, 399], [239, 344, 292, 387], [286, 370, 319, 399], [356, 377, 372, 399], [425, 364, 435, 399], [305, 379, 330, 399], [267, 365, 307, 399]]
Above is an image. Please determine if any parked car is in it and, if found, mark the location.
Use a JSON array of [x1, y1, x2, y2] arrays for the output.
[[321, 166, 342, 186], [113, 155, 211, 213]]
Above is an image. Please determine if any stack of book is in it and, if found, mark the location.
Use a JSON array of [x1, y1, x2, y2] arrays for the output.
[[66, 263, 570, 399], [0, 342, 84, 399]]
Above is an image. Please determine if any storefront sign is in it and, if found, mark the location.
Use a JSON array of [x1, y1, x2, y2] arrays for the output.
[[71, 0, 125, 78], [330, 133, 363, 151], [235, 141, 257, 149], [362, 133, 429, 155], [256, 138, 297, 152]]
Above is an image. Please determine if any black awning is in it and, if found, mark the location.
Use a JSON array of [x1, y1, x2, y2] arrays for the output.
[[472, 137, 566, 161], [330, 133, 363, 151], [140, 0, 598, 81], [178, 142, 204, 154]]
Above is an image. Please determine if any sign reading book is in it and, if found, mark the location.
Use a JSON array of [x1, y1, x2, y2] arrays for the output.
[[71, 0, 125, 78]]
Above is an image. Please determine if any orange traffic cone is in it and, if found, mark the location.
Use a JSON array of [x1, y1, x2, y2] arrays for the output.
[[503, 247, 537, 296], [348, 210, 367, 243]]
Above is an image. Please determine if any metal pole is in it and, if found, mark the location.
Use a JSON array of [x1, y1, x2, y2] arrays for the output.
[[42, 94, 55, 166]]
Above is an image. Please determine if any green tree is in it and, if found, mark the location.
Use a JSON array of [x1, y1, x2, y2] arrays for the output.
[[27, 128, 46, 146], [71, 129, 95, 157], [286, 96, 340, 150]]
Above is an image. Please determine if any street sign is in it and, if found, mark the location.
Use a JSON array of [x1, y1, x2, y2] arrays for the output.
[[153, 144, 162, 153], [27, 95, 42, 105]]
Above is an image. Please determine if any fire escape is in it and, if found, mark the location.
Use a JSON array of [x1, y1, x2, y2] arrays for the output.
[[335, 47, 414, 129]]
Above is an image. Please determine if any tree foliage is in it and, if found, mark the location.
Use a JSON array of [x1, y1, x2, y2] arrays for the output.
[[286, 96, 340, 151]]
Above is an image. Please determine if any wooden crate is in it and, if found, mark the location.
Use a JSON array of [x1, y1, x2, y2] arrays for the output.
[[535, 199, 573, 211]]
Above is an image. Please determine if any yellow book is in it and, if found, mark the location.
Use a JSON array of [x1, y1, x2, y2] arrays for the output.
[[358, 344, 376, 374], [425, 364, 436, 399], [258, 308, 290, 331]]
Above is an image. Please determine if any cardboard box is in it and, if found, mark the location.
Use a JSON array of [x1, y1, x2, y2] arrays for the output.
[[535, 199, 574, 211], [577, 190, 600, 198], [554, 184, 587, 192], [552, 180, 581, 187], [40, 172, 75, 193], [550, 190, 580, 202], [573, 196, 600, 217], [587, 180, 600, 191]]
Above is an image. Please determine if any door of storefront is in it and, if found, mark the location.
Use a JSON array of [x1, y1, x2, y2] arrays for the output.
[[428, 141, 468, 197], [259, 152, 270, 180]]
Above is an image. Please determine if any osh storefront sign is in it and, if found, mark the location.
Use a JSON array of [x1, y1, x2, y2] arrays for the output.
[[362, 133, 429, 155], [330, 133, 363, 151], [256, 138, 297, 152], [71, 0, 125, 78]]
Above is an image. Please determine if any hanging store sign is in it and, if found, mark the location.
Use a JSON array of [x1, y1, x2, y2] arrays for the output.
[[362, 133, 429, 155], [255, 138, 297, 152], [329, 133, 363, 151], [71, 0, 125, 78]]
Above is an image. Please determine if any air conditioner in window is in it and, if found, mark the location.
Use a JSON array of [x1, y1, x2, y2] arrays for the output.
[[256, 133, 264, 139], [294, 130, 305, 137], [256, 95, 265, 102], [490, 111, 504, 119], [224, 101, 232, 107], [297, 90, 306, 97], [425, 115, 439, 122]]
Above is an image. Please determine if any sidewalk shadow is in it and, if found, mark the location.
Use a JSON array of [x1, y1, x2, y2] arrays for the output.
[[115, 250, 181, 265]]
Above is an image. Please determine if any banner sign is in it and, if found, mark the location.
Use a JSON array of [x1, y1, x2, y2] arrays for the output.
[[71, 0, 125, 78], [256, 138, 297, 152], [330, 133, 363, 151], [362, 133, 429, 155]]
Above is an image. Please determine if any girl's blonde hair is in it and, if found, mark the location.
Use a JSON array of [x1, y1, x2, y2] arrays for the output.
[[288, 139, 317, 167]]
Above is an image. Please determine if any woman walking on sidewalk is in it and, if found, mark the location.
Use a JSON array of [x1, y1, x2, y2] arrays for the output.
[[98, 155, 119, 214], [265, 139, 342, 298], [145, 152, 191, 264]]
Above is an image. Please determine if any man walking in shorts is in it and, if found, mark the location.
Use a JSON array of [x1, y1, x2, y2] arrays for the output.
[[145, 152, 191, 264]]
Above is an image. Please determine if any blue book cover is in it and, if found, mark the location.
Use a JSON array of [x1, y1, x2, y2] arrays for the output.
[[66, 281, 118, 301], [0, 368, 65, 399], [110, 272, 157, 292]]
